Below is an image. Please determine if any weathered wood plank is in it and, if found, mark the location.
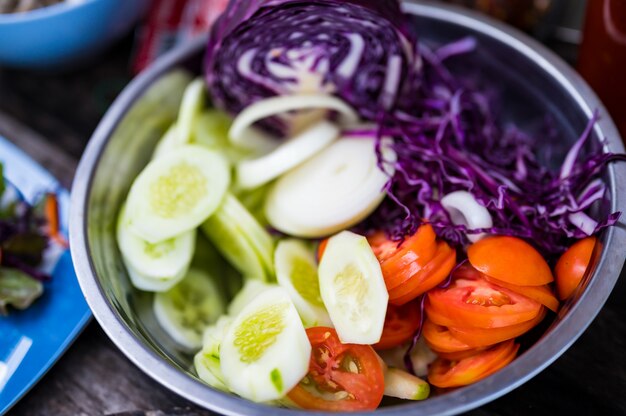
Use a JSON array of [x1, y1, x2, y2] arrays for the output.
[[0, 111, 77, 189]]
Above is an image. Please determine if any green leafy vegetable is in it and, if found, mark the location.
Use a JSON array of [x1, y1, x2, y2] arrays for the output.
[[0, 267, 44, 315]]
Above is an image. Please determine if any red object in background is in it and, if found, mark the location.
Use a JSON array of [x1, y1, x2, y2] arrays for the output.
[[578, 0, 626, 139], [133, 0, 228, 74]]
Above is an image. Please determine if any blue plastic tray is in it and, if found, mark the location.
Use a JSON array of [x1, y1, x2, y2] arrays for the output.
[[0, 136, 91, 415]]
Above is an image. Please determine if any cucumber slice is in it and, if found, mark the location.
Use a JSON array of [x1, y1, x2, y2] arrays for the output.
[[220, 287, 311, 402], [124, 258, 186, 292], [126, 145, 230, 243], [275, 239, 332, 327], [152, 123, 180, 160], [193, 110, 252, 164], [177, 78, 206, 145], [117, 204, 195, 282], [234, 184, 270, 226], [193, 110, 231, 148], [265, 137, 394, 238], [194, 316, 232, 392], [318, 231, 388, 344], [383, 368, 430, 401], [201, 193, 274, 281], [227, 279, 277, 316], [236, 120, 339, 190], [192, 232, 242, 300], [153, 268, 226, 350]]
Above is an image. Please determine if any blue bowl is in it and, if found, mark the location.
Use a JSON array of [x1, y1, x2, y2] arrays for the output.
[[0, 0, 147, 69]]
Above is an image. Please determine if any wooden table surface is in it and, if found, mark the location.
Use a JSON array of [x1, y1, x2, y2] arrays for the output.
[[0, 34, 625, 416]]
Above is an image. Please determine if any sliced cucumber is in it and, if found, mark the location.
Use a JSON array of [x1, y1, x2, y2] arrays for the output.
[[318, 231, 388, 344], [193, 110, 231, 148], [275, 239, 332, 327], [124, 258, 186, 292], [153, 268, 225, 351], [194, 316, 232, 392], [193, 110, 252, 163], [234, 184, 270, 226], [383, 368, 430, 401], [117, 203, 195, 282], [126, 145, 230, 243], [220, 287, 311, 402], [152, 123, 180, 160], [227, 279, 277, 316], [177, 78, 206, 145], [192, 232, 242, 300], [236, 120, 339, 190], [201, 193, 274, 281], [265, 137, 394, 238]]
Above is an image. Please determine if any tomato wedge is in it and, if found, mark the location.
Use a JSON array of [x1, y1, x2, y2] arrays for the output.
[[555, 236, 596, 300], [436, 348, 488, 361], [428, 340, 519, 388], [388, 241, 457, 305], [467, 236, 553, 286], [373, 301, 421, 351], [456, 263, 559, 313], [426, 266, 542, 328], [317, 238, 329, 262], [368, 225, 438, 291], [448, 307, 547, 348], [287, 327, 385, 411], [421, 319, 473, 353], [482, 275, 559, 312]]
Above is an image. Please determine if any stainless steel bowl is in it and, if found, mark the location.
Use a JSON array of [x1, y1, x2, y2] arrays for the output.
[[70, 2, 626, 415]]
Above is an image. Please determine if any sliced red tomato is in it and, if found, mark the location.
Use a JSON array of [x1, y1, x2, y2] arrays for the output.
[[482, 275, 559, 312], [424, 299, 460, 327], [448, 307, 547, 348], [373, 301, 421, 350], [388, 241, 457, 305], [436, 348, 488, 361], [467, 236, 554, 286], [456, 264, 559, 313], [426, 265, 542, 328], [317, 238, 329, 262], [421, 319, 474, 353], [367, 225, 438, 291], [555, 236, 596, 300], [287, 327, 385, 411], [428, 340, 519, 388]]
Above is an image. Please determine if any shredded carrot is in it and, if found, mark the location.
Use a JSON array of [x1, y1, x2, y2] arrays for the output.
[[45, 193, 68, 248]]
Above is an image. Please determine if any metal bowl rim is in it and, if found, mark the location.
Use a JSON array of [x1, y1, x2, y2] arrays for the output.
[[70, 2, 626, 416]]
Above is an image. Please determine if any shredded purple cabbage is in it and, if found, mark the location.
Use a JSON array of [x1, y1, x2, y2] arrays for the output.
[[354, 39, 626, 255], [205, 0, 417, 135], [1, 180, 51, 282], [205, 0, 625, 255]]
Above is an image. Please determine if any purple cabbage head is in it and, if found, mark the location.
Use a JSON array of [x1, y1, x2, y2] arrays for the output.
[[205, 0, 418, 135]]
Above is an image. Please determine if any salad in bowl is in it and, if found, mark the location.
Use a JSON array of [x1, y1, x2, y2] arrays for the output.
[[72, 0, 626, 414]]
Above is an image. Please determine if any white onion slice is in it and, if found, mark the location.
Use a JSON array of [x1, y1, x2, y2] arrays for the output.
[[265, 136, 394, 238], [236, 120, 339, 190], [229, 94, 359, 151], [441, 191, 493, 243]]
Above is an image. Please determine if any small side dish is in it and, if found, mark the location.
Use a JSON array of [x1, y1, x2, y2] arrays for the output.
[[0, 162, 65, 314], [0, 0, 79, 14], [114, 0, 625, 412]]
